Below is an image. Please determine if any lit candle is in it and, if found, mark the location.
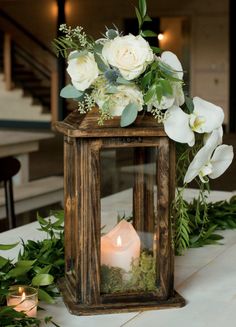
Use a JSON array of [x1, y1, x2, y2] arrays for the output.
[[7, 286, 38, 317], [101, 220, 141, 271]]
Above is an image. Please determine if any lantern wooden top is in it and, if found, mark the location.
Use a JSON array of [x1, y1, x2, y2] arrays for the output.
[[53, 108, 167, 138]]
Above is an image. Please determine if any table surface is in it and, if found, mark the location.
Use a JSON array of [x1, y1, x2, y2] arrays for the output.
[[0, 130, 54, 147], [1, 190, 236, 327]]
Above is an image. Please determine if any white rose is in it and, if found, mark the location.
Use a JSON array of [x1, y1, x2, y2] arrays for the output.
[[67, 51, 99, 91], [95, 84, 144, 116], [102, 34, 154, 80]]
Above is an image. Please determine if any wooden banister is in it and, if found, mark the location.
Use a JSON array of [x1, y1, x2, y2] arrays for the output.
[[51, 70, 59, 123], [3, 33, 12, 91]]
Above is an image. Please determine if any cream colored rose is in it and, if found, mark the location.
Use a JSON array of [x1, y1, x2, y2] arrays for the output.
[[102, 34, 154, 80], [67, 51, 99, 91], [95, 84, 144, 116]]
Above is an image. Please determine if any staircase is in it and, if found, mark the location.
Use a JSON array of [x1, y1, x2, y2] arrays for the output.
[[12, 43, 51, 115], [0, 73, 51, 122]]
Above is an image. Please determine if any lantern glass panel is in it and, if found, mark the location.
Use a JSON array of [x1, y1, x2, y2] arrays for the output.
[[100, 146, 159, 295]]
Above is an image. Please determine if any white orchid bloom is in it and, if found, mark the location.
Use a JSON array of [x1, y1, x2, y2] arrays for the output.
[[184, 140, 234, 184], [164, 97, 224, 146], [203, 126, 223, 147], [160, 51, 183, 80], [152, 51, 184, 110], [164, 105, 195, 146], [189, 97, 224, 133]]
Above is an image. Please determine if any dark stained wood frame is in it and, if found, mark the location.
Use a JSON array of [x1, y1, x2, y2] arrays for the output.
[[54, 110, 185, 315]]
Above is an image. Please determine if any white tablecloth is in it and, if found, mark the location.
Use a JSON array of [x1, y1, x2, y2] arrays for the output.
[[1, 190, 236, 327]]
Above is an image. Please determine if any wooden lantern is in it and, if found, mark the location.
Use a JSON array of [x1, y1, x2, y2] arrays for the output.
[[54, 109, 185, 315]]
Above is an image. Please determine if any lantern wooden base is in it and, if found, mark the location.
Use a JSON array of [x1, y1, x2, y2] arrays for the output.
[[58, 278, 186, 316]]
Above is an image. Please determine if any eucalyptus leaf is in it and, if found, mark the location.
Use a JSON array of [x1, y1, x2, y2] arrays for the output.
[[93, 42, 103, 54], [120, 103, 139, 127], [0, 243, 19, 250], [116, 77, 133, 85], [60, 84, 83, 99], [106, 85, 118, 94], [32, 273, 54, 286], [94, 53, 109, 72]]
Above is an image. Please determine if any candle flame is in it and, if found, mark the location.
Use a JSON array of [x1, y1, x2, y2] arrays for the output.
[[21, 292, 26, 301], [116, 235, 122, 247], [18, 287, 23, 294]]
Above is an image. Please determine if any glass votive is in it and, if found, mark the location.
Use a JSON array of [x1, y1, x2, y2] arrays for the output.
[[7, 285, 38, 317]]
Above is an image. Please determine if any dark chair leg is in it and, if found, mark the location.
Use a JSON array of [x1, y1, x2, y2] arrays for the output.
[[4, 179, 16, 229]]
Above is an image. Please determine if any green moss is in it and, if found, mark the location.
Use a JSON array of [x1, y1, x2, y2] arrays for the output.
[[100, 251, 157, 294]]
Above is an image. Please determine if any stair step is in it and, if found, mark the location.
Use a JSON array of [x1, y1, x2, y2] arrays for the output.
[[0, 176, 64, 219]]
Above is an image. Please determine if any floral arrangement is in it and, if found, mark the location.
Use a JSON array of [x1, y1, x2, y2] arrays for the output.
[[53, 0, 234, 253]]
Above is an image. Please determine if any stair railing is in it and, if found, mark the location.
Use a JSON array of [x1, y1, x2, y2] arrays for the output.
[[0, 9, 60, 123]]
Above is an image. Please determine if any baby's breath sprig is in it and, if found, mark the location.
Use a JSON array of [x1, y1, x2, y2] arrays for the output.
[[77, 93, 95, 114], [52, 24, 94, 58], [97, 104, 113, 126], [59, 24, 93, 49], [150, 107, 166, 123]]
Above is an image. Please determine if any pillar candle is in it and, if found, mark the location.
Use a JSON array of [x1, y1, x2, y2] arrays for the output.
[[101, 220, 140, 271]]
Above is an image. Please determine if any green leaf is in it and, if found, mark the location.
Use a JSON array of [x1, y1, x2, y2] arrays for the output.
[[93, 42, 103, 54], [143, 14, 152, 22], [106, 86, 118, 94], [156, 84, 163, 103], [141, 30, 157, 37], [0, 256, 9, 269], [120, 103, 139, 127], [32, 273, 54, 286], [116, 76, 133, 85], [60, 84, 83, 99], [185, 96, 194, 114], [135, 7, 142, 29], [16, 260, 36, 268], [150, 46, 162, 54], [38, 288, 55, 304], [139, 0, 147, 18], [143, 85, 155, 103], [94, 53, 109, 72], [141, 71, 152, 88], [6, 266, 32, 278], [159, 79, 173, 96], [0, 242, 19, 250]]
